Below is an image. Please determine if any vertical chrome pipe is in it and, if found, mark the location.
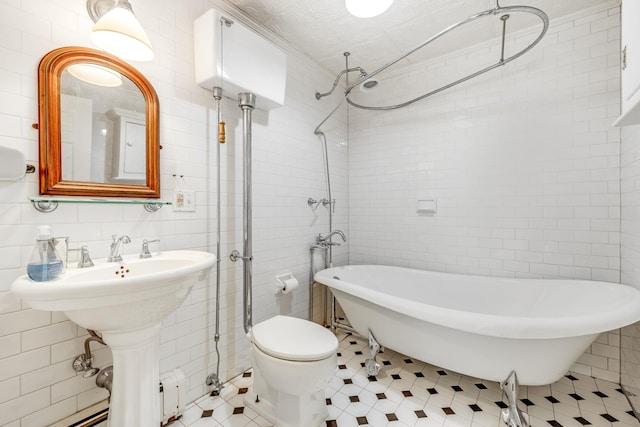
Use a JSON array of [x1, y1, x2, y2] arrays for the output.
[[205, 86, 224, 392], [318, 132, 334, 265], [309, 247, 316, 321], [213, 87, 223, 336], [239, 93, 255, 335], [500, 14, 510, 63], [212, 88, 223, 338]]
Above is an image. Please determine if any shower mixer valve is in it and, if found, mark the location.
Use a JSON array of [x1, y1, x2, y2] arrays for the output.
[[321, 198, 336, 213], [230, 250, 252, 262]]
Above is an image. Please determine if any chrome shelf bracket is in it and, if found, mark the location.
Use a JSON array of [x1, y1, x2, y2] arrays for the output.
[[143, 203, 162, 212], [32, 200, 58, 213]]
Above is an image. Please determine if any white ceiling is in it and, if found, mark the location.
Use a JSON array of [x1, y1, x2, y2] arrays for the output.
[[221, 0, 614, 74]]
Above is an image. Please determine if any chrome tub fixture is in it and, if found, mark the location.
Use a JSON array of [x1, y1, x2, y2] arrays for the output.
[[346, 2, 548, 111], [317, 229, 347, 245], [314, 1, 549, 120]]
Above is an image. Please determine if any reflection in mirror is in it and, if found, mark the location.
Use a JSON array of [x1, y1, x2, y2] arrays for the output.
[[38, 46, 159, 198], [60, 67, 146, 184]]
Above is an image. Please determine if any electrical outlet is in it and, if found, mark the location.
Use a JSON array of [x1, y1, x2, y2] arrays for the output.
[[173, 190, 196, 212]]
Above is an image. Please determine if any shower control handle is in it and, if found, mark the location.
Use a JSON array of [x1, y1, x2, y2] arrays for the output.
[[230, 250, 252, 262], [321, 198, 336, 213]]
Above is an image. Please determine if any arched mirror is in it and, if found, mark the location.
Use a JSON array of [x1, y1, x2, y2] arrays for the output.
[[38, 46, 160, 198]]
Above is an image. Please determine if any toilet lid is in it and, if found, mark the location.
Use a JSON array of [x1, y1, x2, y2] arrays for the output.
[[251, 315, 338, 361]]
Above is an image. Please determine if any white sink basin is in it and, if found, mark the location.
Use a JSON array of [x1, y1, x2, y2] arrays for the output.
[[12, 250, 216, 332], [11, 249, 215, 427]]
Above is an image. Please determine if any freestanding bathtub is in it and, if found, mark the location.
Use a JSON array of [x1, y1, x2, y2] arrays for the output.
[[314, 265, 640, 386]]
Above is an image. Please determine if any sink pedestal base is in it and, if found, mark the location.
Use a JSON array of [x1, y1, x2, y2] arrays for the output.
[[102, 325, 161, 427]]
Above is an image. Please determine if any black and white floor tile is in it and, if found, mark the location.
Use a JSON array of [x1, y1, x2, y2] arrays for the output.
[[170, 331, 639, 427]]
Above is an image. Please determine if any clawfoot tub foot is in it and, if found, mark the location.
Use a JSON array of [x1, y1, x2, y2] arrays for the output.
[[500, 371, 530, 427], [364, 329, 381, 377]]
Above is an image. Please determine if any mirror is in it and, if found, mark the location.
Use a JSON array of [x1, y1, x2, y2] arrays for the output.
[[38, 46, 160, 198]]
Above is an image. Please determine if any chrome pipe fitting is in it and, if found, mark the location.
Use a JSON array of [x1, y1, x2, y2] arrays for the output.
[[72, 330, 106, 378], [238, 93, 256, 335], [96, 365, 114, 397], [212, 86, 222, 101]]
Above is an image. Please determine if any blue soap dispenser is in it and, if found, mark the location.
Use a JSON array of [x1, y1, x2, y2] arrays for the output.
[[27, 225, 63, 282]]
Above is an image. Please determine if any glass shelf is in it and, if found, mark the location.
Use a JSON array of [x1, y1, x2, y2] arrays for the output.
[[30, 197, 171, 213]]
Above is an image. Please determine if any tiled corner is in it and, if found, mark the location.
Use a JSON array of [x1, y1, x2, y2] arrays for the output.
[[172, 330, 639, 427]]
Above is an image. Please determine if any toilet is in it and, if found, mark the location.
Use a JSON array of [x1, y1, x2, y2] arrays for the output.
[[244, 315, 339, 427]]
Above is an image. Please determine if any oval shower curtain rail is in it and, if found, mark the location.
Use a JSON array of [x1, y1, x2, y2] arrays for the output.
[[314, 3, 548, 131], [346, 4, 548, 111]]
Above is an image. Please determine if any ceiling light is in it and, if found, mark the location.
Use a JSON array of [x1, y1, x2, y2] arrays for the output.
[[67, 63, 123, 87], [87, 0, 155, 62], [345, 0, 393, 18]]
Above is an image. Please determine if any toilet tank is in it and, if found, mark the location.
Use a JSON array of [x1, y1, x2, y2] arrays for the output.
[[194, 8, 287, 111]]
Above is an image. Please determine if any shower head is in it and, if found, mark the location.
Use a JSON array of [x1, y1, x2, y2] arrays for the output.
[[315, 65, 370, 100], [361, 78, 378, 89], [359, 78, 379, 92]]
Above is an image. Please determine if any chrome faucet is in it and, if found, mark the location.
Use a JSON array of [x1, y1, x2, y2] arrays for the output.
[[108, 235, 131, 262], [317, 230, 347, 246], [68, 245, 94, 268], [140, 239, 160, 258]]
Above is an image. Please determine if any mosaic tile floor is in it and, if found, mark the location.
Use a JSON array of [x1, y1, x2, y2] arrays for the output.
[[170, 330, 638, 427]]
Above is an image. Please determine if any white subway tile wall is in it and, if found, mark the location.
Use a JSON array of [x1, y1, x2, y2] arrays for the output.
[[348, 4, 622, 381], [0, 0, 347, 425]]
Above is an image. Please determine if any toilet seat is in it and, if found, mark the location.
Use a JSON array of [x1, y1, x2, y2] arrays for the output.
[[251, 315, 338, 362]]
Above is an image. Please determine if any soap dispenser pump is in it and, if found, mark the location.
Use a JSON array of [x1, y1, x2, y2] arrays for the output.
[[27, 225, 63, 282]]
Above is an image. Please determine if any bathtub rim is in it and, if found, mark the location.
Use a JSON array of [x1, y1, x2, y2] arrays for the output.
[[314, 264, 640, 340]]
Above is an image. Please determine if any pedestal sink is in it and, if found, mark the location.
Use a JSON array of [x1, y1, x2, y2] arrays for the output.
[[11, 250, 216, 427]]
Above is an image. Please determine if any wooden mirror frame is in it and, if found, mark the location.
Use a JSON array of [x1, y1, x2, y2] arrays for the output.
[[38, 46, 160, 198]]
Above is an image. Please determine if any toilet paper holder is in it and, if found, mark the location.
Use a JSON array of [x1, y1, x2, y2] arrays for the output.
[[275, 272, 299, 294]]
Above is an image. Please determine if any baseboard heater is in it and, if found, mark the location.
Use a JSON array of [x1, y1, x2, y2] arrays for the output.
[[61, 369, 186, 427]]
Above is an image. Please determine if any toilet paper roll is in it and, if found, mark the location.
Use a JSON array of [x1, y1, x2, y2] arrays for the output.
[[281, 277, 299, 294]]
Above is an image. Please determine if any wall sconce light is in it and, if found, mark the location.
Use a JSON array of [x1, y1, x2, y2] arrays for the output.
[[87, 0, 155, 62], [345, 0, 394, 18]]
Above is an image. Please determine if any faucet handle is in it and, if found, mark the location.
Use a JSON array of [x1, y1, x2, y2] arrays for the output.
[[68, 245, 94, 268], [140, 239, 160, 259], [113, 234, 132, 243], [78, 246, 94, 267]]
